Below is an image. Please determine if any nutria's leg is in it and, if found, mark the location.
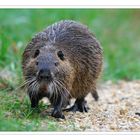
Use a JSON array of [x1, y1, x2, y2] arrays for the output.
[[50, 94, 65, 119], [64, 97, 89, 113], [91, 90, 99, 101], [28, 91, 40, 108]]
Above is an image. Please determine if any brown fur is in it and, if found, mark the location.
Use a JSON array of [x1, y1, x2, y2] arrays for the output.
[[22, 20, 103, 118]]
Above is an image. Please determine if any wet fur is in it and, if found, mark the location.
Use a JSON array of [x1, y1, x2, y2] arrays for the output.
[[22, 20, 103, 118]]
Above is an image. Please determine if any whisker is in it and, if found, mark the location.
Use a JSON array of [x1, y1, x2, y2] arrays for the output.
[[54, 79, 72, 98], [11, 79, 35, 94], [51, 81, 57, 105], [53, 81, 59, 104], [29, 80, 38, 101], [54, 80, 69, 101]]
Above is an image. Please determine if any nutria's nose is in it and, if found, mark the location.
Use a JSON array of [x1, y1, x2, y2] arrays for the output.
[[38, 69, 52, 81]]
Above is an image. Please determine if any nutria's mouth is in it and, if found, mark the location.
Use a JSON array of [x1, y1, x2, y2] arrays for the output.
[[37, 78, 52, 86], [26, 77, 71, 99]]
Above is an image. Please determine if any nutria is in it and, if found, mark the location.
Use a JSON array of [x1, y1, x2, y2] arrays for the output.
[[22, 20, 103, 119]]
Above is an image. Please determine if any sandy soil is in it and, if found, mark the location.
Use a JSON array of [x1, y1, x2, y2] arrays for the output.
[[53, 80, 140, 131]]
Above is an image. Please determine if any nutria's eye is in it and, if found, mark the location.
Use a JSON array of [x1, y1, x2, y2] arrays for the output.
[[34, 49, 40, 58], [57, 51, 64, 60]]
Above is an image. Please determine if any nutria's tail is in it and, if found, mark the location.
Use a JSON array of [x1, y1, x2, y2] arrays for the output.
[[91, 90, 99, 101]]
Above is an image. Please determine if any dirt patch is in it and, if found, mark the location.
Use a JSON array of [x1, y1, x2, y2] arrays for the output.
[[51, 80, 140, 131]]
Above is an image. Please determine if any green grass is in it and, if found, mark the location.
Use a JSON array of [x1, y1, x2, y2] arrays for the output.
[[0, 9, 140, 131], [0, 89, 62, 131]]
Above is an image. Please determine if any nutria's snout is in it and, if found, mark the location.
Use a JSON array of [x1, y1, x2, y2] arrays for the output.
[[37, 68, 54, 83]]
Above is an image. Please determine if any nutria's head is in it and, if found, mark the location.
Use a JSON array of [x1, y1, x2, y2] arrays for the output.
[[23, 44, 74, 101]]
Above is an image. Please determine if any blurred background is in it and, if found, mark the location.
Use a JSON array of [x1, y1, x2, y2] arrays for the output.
[[0, 9, 140, 130]]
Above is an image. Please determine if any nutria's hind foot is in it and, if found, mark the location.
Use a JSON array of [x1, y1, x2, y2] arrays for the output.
[[63, 98, 89, 113], [91, 90, 99, 101]]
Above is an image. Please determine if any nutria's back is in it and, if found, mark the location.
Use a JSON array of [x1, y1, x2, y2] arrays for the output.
[[22, 20, 103, 119]]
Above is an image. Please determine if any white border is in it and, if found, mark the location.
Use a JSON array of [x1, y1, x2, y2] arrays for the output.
[[0, 0, 140, 7], [0, 2, 140, 139], [1, 132, 140, 140], [1, 5, 140, 8], [1, 132, 140, 135]]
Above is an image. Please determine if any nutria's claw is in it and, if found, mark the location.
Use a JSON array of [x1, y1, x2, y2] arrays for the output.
[[51, 109, 65, 119], [63, 100, 89, 113]]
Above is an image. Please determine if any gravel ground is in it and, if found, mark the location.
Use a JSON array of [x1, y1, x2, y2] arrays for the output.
[[49, 80, 140, 131]]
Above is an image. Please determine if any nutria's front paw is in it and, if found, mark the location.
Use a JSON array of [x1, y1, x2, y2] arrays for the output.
[[31, 103, 38, 108], [51, 109, 65, 119], [30, 103, 40, 113]]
